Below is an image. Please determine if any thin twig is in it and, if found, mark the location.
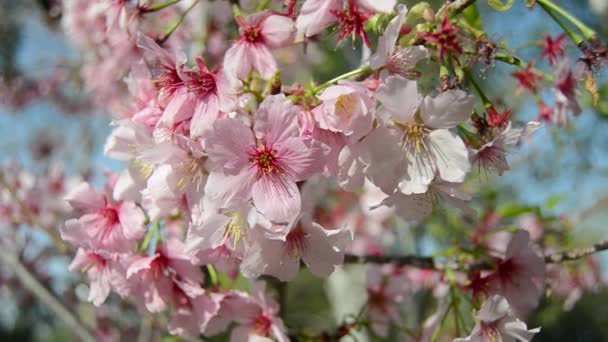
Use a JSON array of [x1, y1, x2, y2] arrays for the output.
[[0, 246, 96, 342], [344, 239, 608, 269]]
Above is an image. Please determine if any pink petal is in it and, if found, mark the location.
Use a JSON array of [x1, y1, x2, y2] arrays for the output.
[[206, 118, 255, 174], [252, 174, 301, 223], [261, 14, 295, 48]]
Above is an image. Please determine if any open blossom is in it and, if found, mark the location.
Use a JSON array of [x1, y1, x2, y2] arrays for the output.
[[369, 4, 428, 77], [242, 218, 352, 281], [313, 80, 374, 139], [61, 182, 146, 254], [167, 291, 223, 338], [374, 179, 473, 222], [295, 0, 395, 40], [332, 0, 373, 47], [68, 249, 128, 306], [454, 295, 540, 342], [205, 94, 323, 223], [472, 121, 542, 175], [372, 75, 473, 194], [137, 34, 239, 138], [185, 198, 257, 262], [484, 231, 546, 318], [141, 137, 208, 220], [224, 12, 295, 79], [208, 284, 288, 341], [127, 239, 205, 313]]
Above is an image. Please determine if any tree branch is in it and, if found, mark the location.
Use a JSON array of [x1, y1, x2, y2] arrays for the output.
[[0, 246, 96, 342], [344, 239, 608, 270]]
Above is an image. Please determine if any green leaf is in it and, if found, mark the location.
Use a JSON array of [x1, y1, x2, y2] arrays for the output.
[[488, 0, 516, 11], [546, 195, 562, 209], [461, 4, 483, 30]]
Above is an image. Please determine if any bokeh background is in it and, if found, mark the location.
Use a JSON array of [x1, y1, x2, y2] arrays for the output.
[[2, 0, 608, 341]]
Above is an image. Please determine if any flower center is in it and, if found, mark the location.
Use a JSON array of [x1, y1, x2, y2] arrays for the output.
[[398, 122, 429, 154], [254, 314, 272, 336], [335, 94, 356, 119], [223, 212, 246, 247], [285, 227, 307, 258], [250, 146, 281, 175], [185, 71, 217, 97], [244, 27, 262, 43]]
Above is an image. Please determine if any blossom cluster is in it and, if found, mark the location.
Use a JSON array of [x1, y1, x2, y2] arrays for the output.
[[41, 0, 607, 340]]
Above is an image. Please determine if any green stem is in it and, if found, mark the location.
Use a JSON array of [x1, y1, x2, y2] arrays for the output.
[[314, 66, 373, 93], [536, 0, 596, 41], [463, 69, 492, 109], [147, 0, 181, 12], [537, 1, 583, 45], [159, 0, 200, 44]]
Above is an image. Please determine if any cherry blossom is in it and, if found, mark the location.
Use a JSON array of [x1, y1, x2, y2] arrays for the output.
[[61, 182, 146, 254], [224, 12, 295, 79], [454, 295, 540, 342], [205, 94, 323, 223]]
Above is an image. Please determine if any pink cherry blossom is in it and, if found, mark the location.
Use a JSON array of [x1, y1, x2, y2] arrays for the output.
[[207, 284, 288, 341], [485, 231, 546, 318], [374, 179, 473, 222], [454, 295, 540, 342], [242, 218, 352, 281], [137, 34, 239, 138], [126, 239, 205, 313], [68, 248, 129, 306], [373, 75, 473, 194], [472, 121, 542, 175], [61, 182, 146, 254], [313, 81, 374, 139], [205, 94, 323, 223], [369, 4, 428, 77], [224, 12, 295, 79], [295, 0, 343, 40]]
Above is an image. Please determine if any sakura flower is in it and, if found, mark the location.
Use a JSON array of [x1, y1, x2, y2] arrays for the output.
[[295, 0, 343, 40], [454, 295, 540, 342], [374, 179, 473, 222], [374, 75, 473, 194], [167, 291, 223, 338], [241, 218, 352, 281], [61, 182, 146, 254], [141, 136, 208, 220], [332, 0, 373, 47], [68, 248, 128, 306], [137, 34, 239, 138], [185, 198, 257, 259], [295, 0, 395, 41], [126, 239, 206, 313], [231, 282, 289, 342], [485, 230, 546, 318], [366, 265, 410, 337], [205, 95, 323, 223], [472, 121, 542, 175], [369, 4, 428, 77], [224, 12, 295, 79], [312, 80, 374, 139]]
